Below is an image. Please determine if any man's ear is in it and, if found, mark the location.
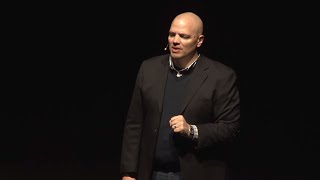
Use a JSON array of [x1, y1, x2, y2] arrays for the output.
[[197, 35, 204, 47]]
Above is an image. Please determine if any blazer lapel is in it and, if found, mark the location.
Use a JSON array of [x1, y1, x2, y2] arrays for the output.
[[179, 57, 208, 114], [158, 56, 170, 113]]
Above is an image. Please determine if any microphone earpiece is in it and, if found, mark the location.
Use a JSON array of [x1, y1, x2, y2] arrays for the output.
[[164, 44, 168, 51]]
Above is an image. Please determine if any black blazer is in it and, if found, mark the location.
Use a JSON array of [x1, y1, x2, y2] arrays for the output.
[[120, 54, 240, 180]]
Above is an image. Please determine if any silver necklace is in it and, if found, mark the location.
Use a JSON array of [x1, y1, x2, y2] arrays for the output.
[[169, 54, 200, 77]]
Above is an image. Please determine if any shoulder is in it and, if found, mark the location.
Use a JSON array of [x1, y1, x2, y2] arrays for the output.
[[200, 55, 236, 77], [136, 54, 169, 76], [200, 55, 239, 89], [140, 54, 169, 66], [138, 54, 169, 72]]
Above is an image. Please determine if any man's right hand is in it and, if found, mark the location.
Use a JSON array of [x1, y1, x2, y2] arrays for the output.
[[122, 176, 136, 180]]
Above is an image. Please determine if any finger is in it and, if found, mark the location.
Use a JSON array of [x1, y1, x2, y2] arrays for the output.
[[172, 125, 179, 132], [170, 116, 179, 122], [169, 119, 177, 127]]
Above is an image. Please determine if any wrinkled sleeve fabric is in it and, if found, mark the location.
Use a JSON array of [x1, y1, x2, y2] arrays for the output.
[[120, 62, 145, 174], [197, 69, 240, 149]]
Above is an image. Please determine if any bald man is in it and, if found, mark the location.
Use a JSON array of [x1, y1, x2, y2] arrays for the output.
[[120, 12, 240, 180]]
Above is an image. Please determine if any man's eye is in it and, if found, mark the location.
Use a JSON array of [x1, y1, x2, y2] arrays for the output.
[[180, 35, 190, 39], [169, 33, 175, 37]]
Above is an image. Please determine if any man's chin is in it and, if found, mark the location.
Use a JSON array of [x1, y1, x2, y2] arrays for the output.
[[170, 53, 183, 59]]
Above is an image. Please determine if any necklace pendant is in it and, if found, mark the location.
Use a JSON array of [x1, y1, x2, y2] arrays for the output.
[[176, 73, 182, 77]]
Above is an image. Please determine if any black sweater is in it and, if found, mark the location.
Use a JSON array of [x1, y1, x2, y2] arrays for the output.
[[153, 69, 193, 172]]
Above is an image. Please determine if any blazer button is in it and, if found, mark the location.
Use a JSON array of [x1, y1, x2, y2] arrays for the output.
[[154, 129, 158, 133]]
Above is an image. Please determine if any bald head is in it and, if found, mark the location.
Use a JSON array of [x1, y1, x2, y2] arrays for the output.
[[168, 11, 205, 65], [172, 12, 203, 36]]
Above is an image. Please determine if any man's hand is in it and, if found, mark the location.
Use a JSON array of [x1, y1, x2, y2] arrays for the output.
[[122, 176, 136, 180], [169, 115, 191, 136]]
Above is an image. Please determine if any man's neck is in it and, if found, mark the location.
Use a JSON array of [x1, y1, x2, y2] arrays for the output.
[[172, 53, 200, 69]]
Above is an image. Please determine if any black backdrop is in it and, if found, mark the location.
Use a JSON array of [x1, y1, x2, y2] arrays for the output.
[[1, 1, 316, 179]]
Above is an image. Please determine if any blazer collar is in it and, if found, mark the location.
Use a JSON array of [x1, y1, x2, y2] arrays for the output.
[[179, 55, 209, 114]]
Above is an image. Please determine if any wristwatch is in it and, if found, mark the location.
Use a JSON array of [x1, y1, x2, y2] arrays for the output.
[[189, 125, 194, 137]]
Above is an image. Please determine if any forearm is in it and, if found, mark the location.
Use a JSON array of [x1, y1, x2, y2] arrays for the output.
[[196, 120, 240, 149]]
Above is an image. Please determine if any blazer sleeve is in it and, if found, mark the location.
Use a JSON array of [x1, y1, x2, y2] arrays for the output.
[[196, 69, 240, 149], [120, 62, 145, 174]]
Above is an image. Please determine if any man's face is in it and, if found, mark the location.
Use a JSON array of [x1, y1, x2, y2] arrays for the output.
[[168, 18, 200, 59]]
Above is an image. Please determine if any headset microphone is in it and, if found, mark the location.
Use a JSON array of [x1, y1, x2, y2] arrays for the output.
[[164, 44, 168, 51]]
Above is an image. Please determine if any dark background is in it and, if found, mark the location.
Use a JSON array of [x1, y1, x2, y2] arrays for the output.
[[1, 1, 316, 179]]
